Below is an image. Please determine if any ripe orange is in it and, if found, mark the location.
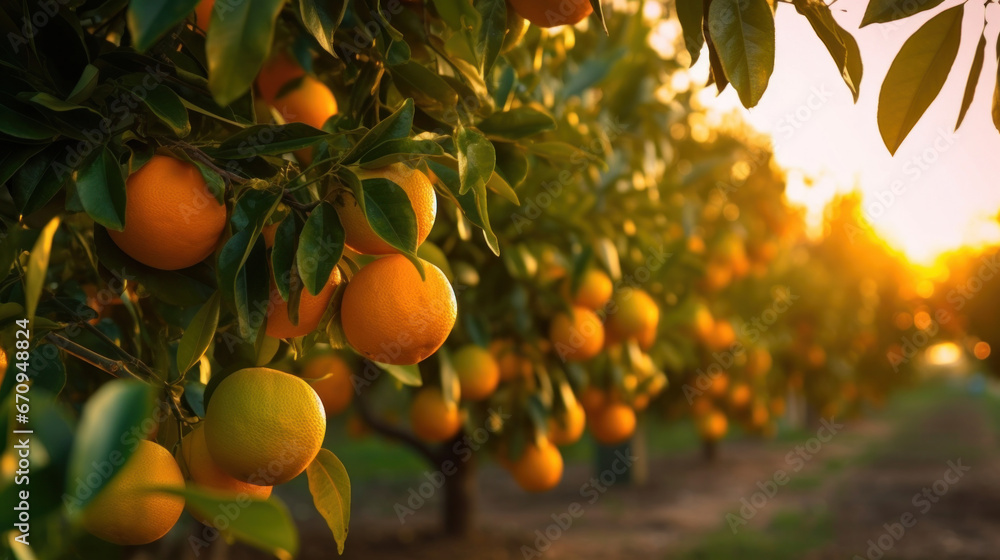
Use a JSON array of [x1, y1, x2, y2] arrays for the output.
[[410, 387, 463, 442], [698, 410, 728, 440], [707, 373, 729, 398], [511, 438, 563, 492], [108, 155, 226, 270], [692, 304, 715, 342], [606, 289, 659, 345], [341, 255, 456, 365], [562, 269, 613, 310], [193, 0, 214, 29], [205, 368, 326, 484], [746, 347, 772, 377], [548, 397, 585, 445], [265, 267, 342, 339], [82, 440, 185, 545], [707, 319, 736, 352], [335, 164, 437, 255], [507, 0, 592, 27], [490, 339, 533, 381], [271, 75, 338, 130], [579, 386, 608, 413], [588, 402, 636, 445], [452, 344, 501, 401], [729, 383, 751, 408], [176, 425, 271, 524], [302, 354, 355, 415], [549, 306, 605, 362], [256, 52, 307, 104]]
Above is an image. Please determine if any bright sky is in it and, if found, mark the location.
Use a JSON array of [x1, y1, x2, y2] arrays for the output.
[[693, 0, 1000, 265]]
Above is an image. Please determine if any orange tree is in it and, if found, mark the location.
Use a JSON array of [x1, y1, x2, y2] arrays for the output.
[[0, 0, 940, 556]]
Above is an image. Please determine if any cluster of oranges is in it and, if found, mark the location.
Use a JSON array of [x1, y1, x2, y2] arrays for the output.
[[82, 354, 355, 545]]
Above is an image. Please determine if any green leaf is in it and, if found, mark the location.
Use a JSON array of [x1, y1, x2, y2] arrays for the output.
[[0, 103, 57, 140], [353, 176, 420, 254], [877, 4, 963, 155], [127, 0, 202, 52], [373, 361, 422, 386], [158, 486, 299, 558], [860, 0, 946, 27], [477, 107, 556, 140], [68, 64, 100, 104], [793, 0, 863, 102], [475, 0, 506, 74], [589, 0, 607, 34], [194, 162, 226, 204], [176, 293, 221, 376], [208, 123, 330, 159], [358, 138, 445, 168], [427, 160, 500, 255], [140, 84, 191, 137], [233, 235, 271, 341], [704, 0, 729, 92], [306, 449, 351, 554], [455, 125, 495, 195], [10, 147, 71, 215], [677, 0, 705, 64], [993, 30, 1000, 134], [65, 381, 156, 514], [341, 98, 415, 164], [297, 202, 345, 296], [299, 0, 348, 56], [206, 0, 286, 106], [707, 0, 776, 108], [956, 32, 986, 130], [387, 63, 460, 119], [76, 147, 127, 231], [25, 218, 60, 326], [271, 216, 299, 301]]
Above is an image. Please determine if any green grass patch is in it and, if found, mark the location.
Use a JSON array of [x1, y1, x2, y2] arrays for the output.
[[670, 508, 833, 560]]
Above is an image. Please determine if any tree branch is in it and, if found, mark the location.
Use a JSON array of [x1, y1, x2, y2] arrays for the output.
[[45, 332, 145, 382], [355, 377, 440, 465]]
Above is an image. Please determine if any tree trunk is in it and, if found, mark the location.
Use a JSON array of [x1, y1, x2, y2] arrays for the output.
[[701, 438, 718, 463], [442, 451, 476, 538]]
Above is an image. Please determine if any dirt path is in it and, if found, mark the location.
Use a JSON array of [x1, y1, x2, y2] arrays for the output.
[[804, 395, 1000, 560]]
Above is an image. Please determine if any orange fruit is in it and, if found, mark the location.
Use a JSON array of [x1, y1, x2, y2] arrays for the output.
[[302, 354, 355, 415], [452, 344, 501, 401], [698, 410, 728, 440], [271, 75, 338, 130], [607, 289, 659, 344], [729, 383, 751, 408], [410, 388, 463, 442], [205, 368, 326, 484], [108, 155, 226, 270], [549, 306, 605, 362], [176, 425, 271, 524], [692, 304, 715, 341], [81, 440, 185, 545], [193, 0, 214, 29], [579, 386, 608, 413], [341, 255, 456, 365], [707, 373, 729, 398], [707, 319, 736, 352], [703, 260, 732, 292], [335, 164, 437, 255], [548, 397, 585, 445], [256, 52, 307, 104], [265, 267, 342, 339], [562, 269, 613, 310], [508, 0, 592, 27], [490, 339, 532, 381], [746, 347, 772, 377], [588, 402, 636, 445], [510, 438, 563, 492]]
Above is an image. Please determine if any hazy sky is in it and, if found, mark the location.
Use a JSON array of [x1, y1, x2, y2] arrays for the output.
[[695, 0, 1000, 264]]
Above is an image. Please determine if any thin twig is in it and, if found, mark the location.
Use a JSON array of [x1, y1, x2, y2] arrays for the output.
[[355, 376, 440, 464], [45, 332, 145, 382]]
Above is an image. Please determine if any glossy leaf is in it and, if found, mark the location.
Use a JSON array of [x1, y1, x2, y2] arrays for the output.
[[456, 125, 496, 195], [206, 0, 286, 106], [25, 218, 60, 326], [477, 107, 557, 140], [76, 147, 127, 231], [475, 0, 506, 73], [299, 0, 348, 56], [677, 0, 705, 64], [707, 0, 775, 108], [793, 0, 863, 102], [877, 4, 963, 154], [127, 0, 202, 52], [65, 381, 155, 514], [357, 177, 420, 253], [306, 449, 351, 554], [373, 361, 422, 386], [341, 98, 415, 164], [176, 292, 221, 376], [956, 32, 986, 130], [139, 84, 191, 137], [271, 216, 300, 301], [208, 123, 329, 159], [297, 202, 345, 296], [861, 0, 946, 27]]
